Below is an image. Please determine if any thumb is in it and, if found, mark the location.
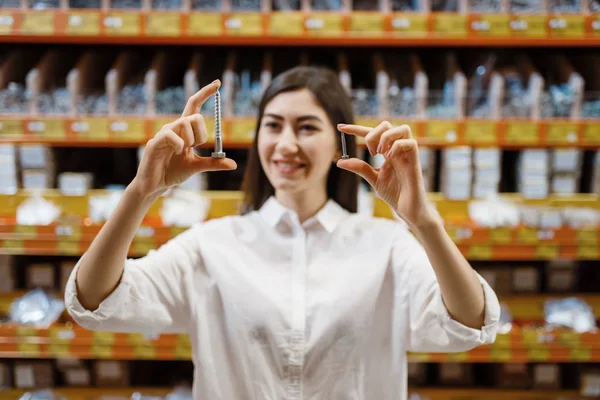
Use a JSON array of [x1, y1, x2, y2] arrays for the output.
[[191, 156, 238, 173], [337, 158, 377, 187]]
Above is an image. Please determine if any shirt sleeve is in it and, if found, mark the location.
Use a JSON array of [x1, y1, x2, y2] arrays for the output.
[[64, 225, 202, 335], [392, 227, 501, 353]]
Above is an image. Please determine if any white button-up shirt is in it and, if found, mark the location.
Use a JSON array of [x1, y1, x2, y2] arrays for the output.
[[65, 196, 500, 400]]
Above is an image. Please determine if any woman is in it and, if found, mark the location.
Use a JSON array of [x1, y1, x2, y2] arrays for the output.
[[65, 66, 500, 399]]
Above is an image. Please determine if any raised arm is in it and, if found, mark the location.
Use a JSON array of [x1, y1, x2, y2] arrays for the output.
[[72, 80, 236, 312]]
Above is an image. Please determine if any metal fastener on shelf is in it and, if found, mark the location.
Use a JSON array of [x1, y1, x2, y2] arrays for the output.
[[211, 89, 226, 159]]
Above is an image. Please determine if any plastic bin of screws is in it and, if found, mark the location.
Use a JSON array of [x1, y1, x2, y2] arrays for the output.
[[273, 0, 300, 10], [0, 0, 21, 7], [117, 84, 148, 115], [311, 0, 343, 10], [69, 0, 101, 7], [501, 73, 533, 118], [28, 0, 60, 9], [37, 88, 71, 115], [230, 0, 261, 10], [430, 0, 459, 11], [593, 0, 600, 12], [510, 0, 544, 13], [0, 83, 28, 114], [111, 0, 142, 9], [352, 89, 378, 117], [582, 93, 600, 119], [468, 0, 501, 12], [152, 0, 183, 9], [191, 0, 222, 9], [427, 84, 459, 119], [388, 82, 417, 117], [156, 86, 186, 115], [540, 84, 574, 119], [232, 71, 263, 116], [392, 0, 421, 11], [548, 0, 581, 13]]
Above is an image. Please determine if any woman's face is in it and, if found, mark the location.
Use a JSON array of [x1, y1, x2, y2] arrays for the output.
[[257, 89, 339, 199]]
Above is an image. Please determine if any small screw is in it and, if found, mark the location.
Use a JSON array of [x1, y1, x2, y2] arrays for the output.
[[340, 131, 349, 159], [211, 89, 226, 159]]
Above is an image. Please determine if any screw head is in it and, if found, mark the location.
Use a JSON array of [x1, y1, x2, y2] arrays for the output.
[[211, 152, 226, 159], [341, 155, 350, 160]]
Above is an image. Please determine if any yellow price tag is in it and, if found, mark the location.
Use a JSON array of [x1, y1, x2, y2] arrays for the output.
[[21, 12, 55, 35], [470, 14, 510, 36], [582, 123, 600, 145], [109, 119, 145, 141], [225, 13, 262, 36], [468, 245, 492, 260], [407, 353, 431, 362], [464, 121, 497, 144], [434, 14, 467, 36], [577, 246, 599, 260], [26, 119, 66, 139], [270, 12, 303, 36], [546, 122, 578, 145], [147, 12, 181, 36], [425, 121, 458, 143], [230, 118, 256, 142], [134, 345, 156, 359], [492, 334, 510, 347], [66, 11, 100, 35], [548, 15, 585, 37], [518, 228, 538, 244], [305, 12, 342, 36], [0, 11, 15, 35], [536, 244, 559, 260], [558, 331, 580, 346], [522, 329, 540, 343], [18, 342, 41, 356], [177, 334, 191, 346], [528, 347, 550, 361], [576, 229, 598, 244], [15, 225, 37, 238], [16, 327, 38, 337], [57, 240, 80, 256], [592, 16, 600, 36], [104, 12, 141, 36], [49, 342, 70, 356], [174, 343, 191, 359], [506, 122, 539, 145], [490, 348, 512, 362], [133, 240, 157, 255], [570, 347, 591, 361], [390, 13, 427, 35], [91, 344, 113, 358], [70, 118, 109, 140], [170, 227, 187, 238], [490, 228, 512, 244], [0, 118, 23, 137], [350, 12, 383, 36], [2, 239, 24, 252], [188, 12, 222, 36], [510, 15, 546, 36], [127, 333, 150, 345], [93, 331, 115, 345]]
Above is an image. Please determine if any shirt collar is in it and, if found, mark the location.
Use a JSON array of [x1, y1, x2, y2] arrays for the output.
[[258, 196, 348, 233]]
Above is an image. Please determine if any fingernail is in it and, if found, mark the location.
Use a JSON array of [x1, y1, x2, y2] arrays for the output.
[[212, 79, 221, 87], [376, 143, 382, 154], [385, 149, 392, 158], [337, 123, 346, 128]]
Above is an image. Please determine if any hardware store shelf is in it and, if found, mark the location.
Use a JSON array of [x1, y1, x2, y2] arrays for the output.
[[1, 10, 600, 47], [0, 388, 589, 400], [0, 323, 599, 362], [1, 116, 600, 148]]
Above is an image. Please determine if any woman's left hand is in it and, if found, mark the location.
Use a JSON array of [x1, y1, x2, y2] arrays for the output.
[[337, 121, 440, 230]]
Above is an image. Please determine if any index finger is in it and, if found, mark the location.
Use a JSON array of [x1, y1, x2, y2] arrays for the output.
[[181, 79, 221, 117], [337, 124, 372, 137]]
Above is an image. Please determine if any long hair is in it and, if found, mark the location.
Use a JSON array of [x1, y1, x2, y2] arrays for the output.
[[240, 66, 359, 213]]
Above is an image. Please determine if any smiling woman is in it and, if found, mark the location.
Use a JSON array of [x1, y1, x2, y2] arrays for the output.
[[241, 66, 359, 219]]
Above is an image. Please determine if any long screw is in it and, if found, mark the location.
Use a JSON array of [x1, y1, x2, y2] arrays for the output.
[[340, 131, 349, 159], [211, 89, 226, 159]]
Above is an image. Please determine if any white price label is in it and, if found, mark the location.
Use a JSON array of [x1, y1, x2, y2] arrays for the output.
[[510, 20, 528, 31], [68, 15, 83, 26], [305, 18, 325, 29], [71, 121, 89, 132], [471, 21, 490, 31], [392, 18, 410, 29], [27, 121, 46, 132], [110, 121, 128, 132], [104, 16, 123, 28], [225, 18, 242, 29]]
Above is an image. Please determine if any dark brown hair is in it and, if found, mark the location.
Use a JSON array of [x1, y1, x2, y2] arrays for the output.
[[240, 66, 358, 213]]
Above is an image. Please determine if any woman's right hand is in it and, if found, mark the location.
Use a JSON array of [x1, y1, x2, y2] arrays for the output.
[[131, 80, 237, 199]]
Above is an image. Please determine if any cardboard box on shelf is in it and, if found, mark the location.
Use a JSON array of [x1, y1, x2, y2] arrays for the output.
[[533, 364, 561, 390], [18, 145, 54, 170], [13, 361, 54, 389], [63, 366, 92, 387], [60, 261, 78, 291], [551, 149, 582, 173], [512, 267, 540, 293], [0, 255, 15, 293], [94, 360, 130, 387], [477, 267, 512, 296], [26, 263, 56, 290], [0, 361, 11, 390], [22, 169, 52, 190], [496, 363, 531, 389], [407, 362, 427, 386], [546, 261, 578, 292]]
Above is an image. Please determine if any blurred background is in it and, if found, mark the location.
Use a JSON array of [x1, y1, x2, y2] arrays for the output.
[[1, 1, 600, 399]]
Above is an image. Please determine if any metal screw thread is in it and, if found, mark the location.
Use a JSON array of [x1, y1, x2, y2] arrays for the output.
[[340, 131, 349, 159], [213, 89, 223, 154]]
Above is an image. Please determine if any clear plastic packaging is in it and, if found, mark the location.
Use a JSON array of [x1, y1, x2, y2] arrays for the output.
[[19, 390, 66, 400], [9, 289, 64, 328], [544, 297, 597, 333]]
